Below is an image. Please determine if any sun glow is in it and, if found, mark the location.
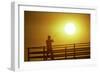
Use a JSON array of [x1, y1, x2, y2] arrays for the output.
[[64, 23, 76, 35]]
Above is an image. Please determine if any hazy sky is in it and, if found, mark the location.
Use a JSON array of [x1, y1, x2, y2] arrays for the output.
[[24, 11, 90, 48]]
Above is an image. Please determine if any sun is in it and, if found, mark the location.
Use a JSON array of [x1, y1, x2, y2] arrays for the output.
[[64, 23, 76, 35]]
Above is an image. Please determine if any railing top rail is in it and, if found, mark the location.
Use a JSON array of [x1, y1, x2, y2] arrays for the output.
[[28, 46, 44, 49], [28, 42, 90, 49]]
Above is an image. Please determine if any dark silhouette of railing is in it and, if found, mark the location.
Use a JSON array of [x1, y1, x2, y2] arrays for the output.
[[27, 42, 90, 61]]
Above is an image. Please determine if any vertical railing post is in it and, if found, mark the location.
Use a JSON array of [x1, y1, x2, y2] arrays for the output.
[[73, 44, 76, 59], [43, 46, 46, 60], [65, 46, 67, 59], [27, 48, 30, 61]]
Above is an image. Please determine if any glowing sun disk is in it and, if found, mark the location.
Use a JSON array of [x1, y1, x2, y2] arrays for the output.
[[64, 23, 76, 35]]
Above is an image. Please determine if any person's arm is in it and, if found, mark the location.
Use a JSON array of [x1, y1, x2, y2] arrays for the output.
[[51, 39, 54, 42]]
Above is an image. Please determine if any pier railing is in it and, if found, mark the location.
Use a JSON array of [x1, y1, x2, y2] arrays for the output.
[[27, 42, 90, 61]]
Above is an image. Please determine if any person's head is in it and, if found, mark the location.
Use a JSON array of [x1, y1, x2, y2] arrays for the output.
[[48, 35, 51, 40]]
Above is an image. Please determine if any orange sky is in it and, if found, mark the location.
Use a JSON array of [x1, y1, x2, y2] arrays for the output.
[[24, 11, 90, 48]]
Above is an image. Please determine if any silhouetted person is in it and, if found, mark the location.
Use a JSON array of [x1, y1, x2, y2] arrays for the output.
[[46, 35, 54, 60]]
